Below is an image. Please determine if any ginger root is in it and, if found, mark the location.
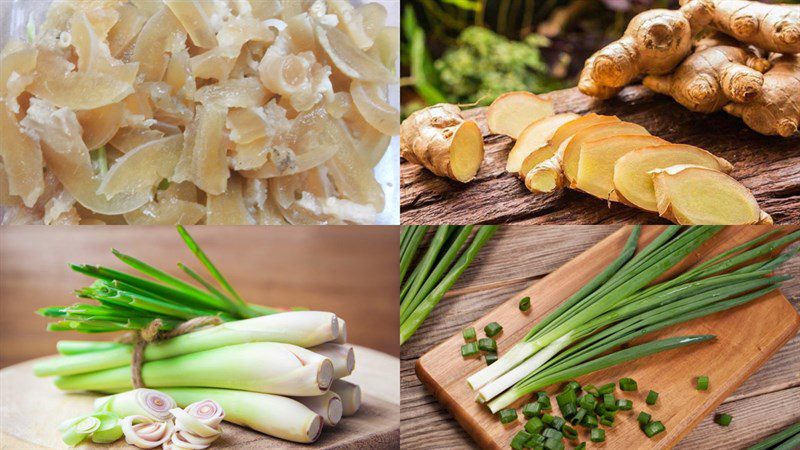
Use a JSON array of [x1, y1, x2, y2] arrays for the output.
[[505, 113, 579, 174], [643, 44, 770, 113], [723, 54, 800, 137], [486, 92, 554, 139], [400, 104, 485, 182], [652, 164, 771, 224]]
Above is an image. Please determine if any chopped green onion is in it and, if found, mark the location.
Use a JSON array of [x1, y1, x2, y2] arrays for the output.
[[646, 390, 659, 405], [556, 390, 577, 414], [598, 383, 616, 395], [583, 384, 599, 396], [571, 408, 587, 425], [603, 394, 618, 411], [715, 413, 732, 426], [485, 352, 498, 366], [498, 408, 517, 424], [590, 428, 606, 442], [551, 416, 566, 430], [542, 428, 563, 440], [511, 430, 532, 450], [697, 375, 709, 391], [526, 434, 546, 448], [463, 327, 476, 341], [564, 381, 581, 394], [524, 416, 544, 434], [600, 415, 615, 427], [484, 322, 503, 337], [544, 437, 564, 450], [579, 394, 597, 411], [519, 296, 531, 312], [638, 411, 652, 427], [616, 399, 633, 410], [523, 402, 543, 418], [536, 392, 552, 410], [478, 338, 497, 352], [560, 403, 577, 419], [461, 343, 479, 358], [644, 421, 666, 438], [581, 413, 598, 429], [563, 424, 578, 440], [619, 377, 638, 391], [541, 413, 555, 425], [575, 443, 586, 450]]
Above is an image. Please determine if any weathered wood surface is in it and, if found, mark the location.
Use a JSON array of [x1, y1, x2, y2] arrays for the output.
[[400, 86, 800, 225], [400, 226, 800, 449]]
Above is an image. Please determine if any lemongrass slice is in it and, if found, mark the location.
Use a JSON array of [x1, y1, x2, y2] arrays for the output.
[[350, 80, 399, 136], [132, 6, 183, 81], [164, 0, 217, 49], [162, 388, 323, 444], [21, 98, 150, 214], [35, 311, 340, 377], [167, 401, 224, 449], [107, 3, 147, 57], [76, 101, 126, 150], [196, 78, 268, 108], [316, 25, 394, 83], [294, 391, 343, 426], [170, 408, 220, 438], [59, 414, 101, 446], [94, 388, 176, 421], [0, 103, 44, 207], [97, 134, 183, 198], [183, 400, 225, 430], [121, 415, 174, 449], [330, 379, 361, 416], [310, 343, 355, 378], [54, 342, 335, 396], [206, 176, 255, 225], [191, 103, 229, 195]]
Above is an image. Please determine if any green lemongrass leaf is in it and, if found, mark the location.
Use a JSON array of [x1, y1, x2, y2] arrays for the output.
[[177, 262, 249, 315], [38, 306, 69, 317], [247, 303, 282, 315], [47, 321, 125, 333]]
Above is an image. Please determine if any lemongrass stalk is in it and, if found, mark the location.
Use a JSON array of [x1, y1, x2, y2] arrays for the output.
[[310, 343, 354, 379], [57, 341, 127, 355], [55, 343, 334, 396], [330, 379, 361, 416], [94, 388, 176, 421], [160, 388, 323, 443], [400, 225, 456, 313], [293, 391, 343, 426], [487, 335, 715, 412], [335, 317, 347, 344], [400, 226, 428, 282], [35, 311, 339, 377]]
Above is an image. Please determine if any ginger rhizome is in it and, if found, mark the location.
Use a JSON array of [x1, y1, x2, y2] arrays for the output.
[[400, 104, 485, 182]]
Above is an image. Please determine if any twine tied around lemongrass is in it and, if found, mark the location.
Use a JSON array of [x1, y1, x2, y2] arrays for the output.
[[117, 316, 223, 389]]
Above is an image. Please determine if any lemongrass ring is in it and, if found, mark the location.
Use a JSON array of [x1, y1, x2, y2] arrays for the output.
[[169, 408, 220, 438], [185, 400, 225, 427], [121, 415, 174, 449]]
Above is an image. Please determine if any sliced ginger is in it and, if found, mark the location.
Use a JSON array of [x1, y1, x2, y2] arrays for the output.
[[652, 164, 771, 224], [613, 143, 733, 211], [486, 92, 554, 139], [400, 104, 484, 183], [576, 135, 668, 201], [505, 113, 578, 174]]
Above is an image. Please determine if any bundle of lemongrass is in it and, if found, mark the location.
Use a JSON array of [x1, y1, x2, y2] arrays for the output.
[[466, 226, 799, 415], [34, 227, 363, 444]]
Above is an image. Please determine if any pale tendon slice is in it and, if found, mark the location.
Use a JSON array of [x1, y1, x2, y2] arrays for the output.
[[1, 40, 37, 97], [190, 48, 237, 81], [506, 113, 579, 174], [98, 134, 184, 198], [561, 121, 650, 187], [326, 139, 385, 212], [196, 78, 268, 108], [110, 127, 164, 153], [486, 92, 554, 139], [350, 80, 399, 136], [206, 175, 254, 225], [70, 11, 116, 73], [518, 114, 620, 178], [0, 103, 44, 207], [575, 135, 668, 202], [164, 0, 218, 49], [227, 107, 268, 144], [191, 104, 230, 195], [124, 182, 204, 225], [652, 165, 769, 225], [107, 3, 147, 57], [232, 138, 269, 170], [76, 101, 126, 150], [613, 144, 734, 212], [132, 6, 183, 81], [316, 25, 394, 83]]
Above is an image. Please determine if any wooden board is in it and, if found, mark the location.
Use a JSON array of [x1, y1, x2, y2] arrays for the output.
[[0, 346, 399, 449], [400, 86, 800, 225], [415, 226, 800, 450]]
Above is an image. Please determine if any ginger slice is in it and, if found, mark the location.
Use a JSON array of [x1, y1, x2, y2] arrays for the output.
[[0, 103, 44, 207], [576, 135, 669, 201], [506, 113, 579, 174], [400, 104, 484, 183], [518, 114, 619, 178], [486, 91, 554, 139], [561, 121, 651, 187], [652, 164, 770, 224], [613, 143, 733, 211]]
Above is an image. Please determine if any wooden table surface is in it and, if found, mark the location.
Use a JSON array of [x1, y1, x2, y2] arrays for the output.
[[400, 226, 800, 450], [0, 226, 400, 367], [400, 86, 800, 225]]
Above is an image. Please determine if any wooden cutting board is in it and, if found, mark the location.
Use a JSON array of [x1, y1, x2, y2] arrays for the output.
[[416, 226, 800, 450], [0, 346, 399, 449]]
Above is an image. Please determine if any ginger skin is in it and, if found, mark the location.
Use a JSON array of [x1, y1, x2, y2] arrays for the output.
[[724, 54, 800, 137], [643, 44, 770, 113]]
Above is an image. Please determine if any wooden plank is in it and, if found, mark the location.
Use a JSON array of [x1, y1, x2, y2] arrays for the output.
[[401, 86, 800, 225], [414, 226, 800, 449]]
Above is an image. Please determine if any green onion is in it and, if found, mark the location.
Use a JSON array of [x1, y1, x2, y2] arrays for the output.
[[603, 393, 618, 411], [600, 415, 615, 427], [597, 383, 616, 395], [619, 377, 638, 391], [616, 399, 633, 410], [399, 226, 427, 283], [563, 424, 578, 440], [551, 416, 566, 430], [523, 402, 543, 418], [544, 437, 564, 450], [696, 375, 709, 391], [498, 408, 517, 424], [715, 413, 732, 426], [485, 353, 498, 366], [556, 389, 577, 411], [484, 322, 503, 337], [590, 428, 606, 442], [463, 327, 476, 341], [536, 392, 552, 410], [564, 381, 581, 394], [541, 413, 555, 425], [542, 428, 563, 440], [478, 338, 497, 352], [581, 413, 598, 429], [571, 408, 587, 425], [560, 403, 577, 419], [461, 343, 480, 358], [579, 394, 597, 411], [524, 416, 544, 434], [745, 422, 800, 450], [638, 412, 651, 427], [526, 434, 546, 448], [646, 390, 659, 405], [644, 421, 666, 438], [519, 297, 531, 312], [575, 443, 586, 450], [510, 431, 532, 450]]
